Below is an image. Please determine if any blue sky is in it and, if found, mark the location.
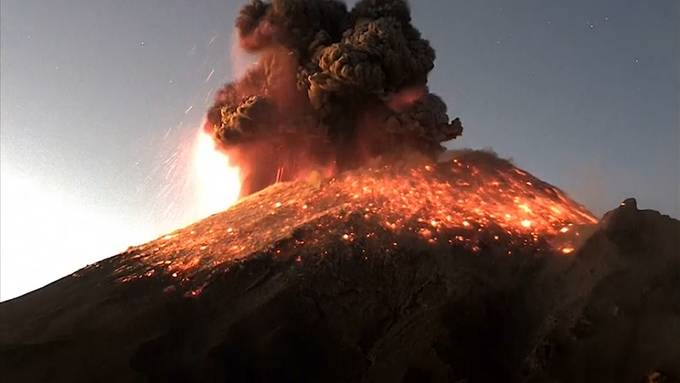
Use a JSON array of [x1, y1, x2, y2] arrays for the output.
[[1, 0, 678, 299]]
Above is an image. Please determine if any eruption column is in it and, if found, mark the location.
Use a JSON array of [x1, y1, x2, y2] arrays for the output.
[[204, 0, 464, 196]]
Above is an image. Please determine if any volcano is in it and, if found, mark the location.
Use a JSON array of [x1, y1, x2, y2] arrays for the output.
[[1, 150, 678, 383]]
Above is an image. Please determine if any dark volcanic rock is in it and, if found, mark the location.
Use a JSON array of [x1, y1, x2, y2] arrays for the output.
[[1, 190, 678, 383]]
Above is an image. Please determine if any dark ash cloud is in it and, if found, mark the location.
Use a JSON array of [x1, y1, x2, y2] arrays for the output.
[[205, 0, 463, 195]]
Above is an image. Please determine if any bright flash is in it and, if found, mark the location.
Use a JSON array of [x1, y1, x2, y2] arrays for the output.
[[194, 130, 241, 218]]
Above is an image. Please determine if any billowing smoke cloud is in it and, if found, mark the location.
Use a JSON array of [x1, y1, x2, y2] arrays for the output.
[[205, 0, 463, 195]]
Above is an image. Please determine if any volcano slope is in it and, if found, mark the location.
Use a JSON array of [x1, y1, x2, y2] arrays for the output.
[[1, 150, 679, 383]]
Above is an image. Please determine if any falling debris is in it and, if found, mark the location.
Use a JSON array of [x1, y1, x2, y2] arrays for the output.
[[207, 34, 219, 47], [205, 68, 215, 83], [113, 150, 596, 280]]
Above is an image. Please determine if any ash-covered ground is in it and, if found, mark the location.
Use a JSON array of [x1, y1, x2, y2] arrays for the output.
[[1, 151, 678, 383]]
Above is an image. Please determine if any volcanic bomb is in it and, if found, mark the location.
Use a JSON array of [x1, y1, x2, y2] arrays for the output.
[[205, 0, 463, 195]]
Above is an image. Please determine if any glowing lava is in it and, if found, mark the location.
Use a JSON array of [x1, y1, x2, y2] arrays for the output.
[[194, 130, 241, 218], [115, 150, 599, 294]]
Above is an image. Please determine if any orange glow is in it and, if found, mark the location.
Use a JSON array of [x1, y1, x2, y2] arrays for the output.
[[115, 153, 599, 292], [194, 130, 241, 218]]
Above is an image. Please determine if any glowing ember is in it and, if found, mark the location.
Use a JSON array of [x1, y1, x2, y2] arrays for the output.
[[194, 130, 241, 218], [116, 151, 598, 291]]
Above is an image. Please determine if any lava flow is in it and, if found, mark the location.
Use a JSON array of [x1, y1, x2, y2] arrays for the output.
[[112, 150, 597, 295]]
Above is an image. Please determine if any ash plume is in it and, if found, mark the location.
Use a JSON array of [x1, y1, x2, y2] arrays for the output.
[[205, 0, 463, 195]]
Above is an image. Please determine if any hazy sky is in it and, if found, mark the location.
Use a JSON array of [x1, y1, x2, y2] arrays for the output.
[[1, 0, 678, 300]]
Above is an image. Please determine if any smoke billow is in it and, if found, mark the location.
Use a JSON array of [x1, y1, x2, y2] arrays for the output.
[[205, 0, 463, 195]]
